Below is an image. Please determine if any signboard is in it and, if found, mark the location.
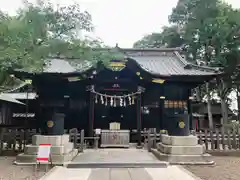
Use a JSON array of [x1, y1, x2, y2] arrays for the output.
[[36, 144, 51, 162], [25, 79, 32, 84]]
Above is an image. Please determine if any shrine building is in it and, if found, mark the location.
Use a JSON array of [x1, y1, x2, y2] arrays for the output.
[[13, 47, 221, 146]]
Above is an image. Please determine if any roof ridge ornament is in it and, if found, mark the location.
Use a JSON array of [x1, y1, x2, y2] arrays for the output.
[[107, 59, 126, 71]]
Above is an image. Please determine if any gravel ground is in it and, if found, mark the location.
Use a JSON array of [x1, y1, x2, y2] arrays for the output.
[[1, 155, 240, 180], [184, 156, 240, 180], [0, 157, 51, 180]]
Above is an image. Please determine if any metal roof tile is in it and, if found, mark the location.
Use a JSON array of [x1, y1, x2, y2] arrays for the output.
[[125, 50, 218, 76], [43, 58, 92, 73], [0, 94, 25, 105]]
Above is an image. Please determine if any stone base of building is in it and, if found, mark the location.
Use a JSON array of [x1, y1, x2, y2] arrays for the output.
[[152, 134, 214, 165], [15, 134, 78, 165]]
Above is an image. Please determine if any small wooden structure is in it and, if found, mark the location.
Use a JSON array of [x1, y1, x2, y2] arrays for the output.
[[192, 102, 234, 130]]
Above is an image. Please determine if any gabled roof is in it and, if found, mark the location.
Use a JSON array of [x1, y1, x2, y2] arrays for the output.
[[13, 47, 221, 78], [119, 48, 221, 76]]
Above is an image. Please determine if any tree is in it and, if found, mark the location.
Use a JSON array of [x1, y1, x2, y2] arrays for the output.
[[133, 0, 240, 126], [133, 33, 164, 48], [0, 0, 124, 90], [169, 0, 240, 126], [133, 25, 184, 48], [0, 0, 94, 71]]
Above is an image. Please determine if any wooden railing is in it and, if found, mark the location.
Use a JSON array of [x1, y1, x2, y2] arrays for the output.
[[68, 128, 99, 150], [141, 128, 240, 152], [196, 129, 240, 151], [1, 127, 239, 155], [0, 128, 38, 154]]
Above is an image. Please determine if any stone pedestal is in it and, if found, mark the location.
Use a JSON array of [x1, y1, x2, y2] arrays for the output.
[[15, 134, 78, 165], [152, 134, 214, 165]]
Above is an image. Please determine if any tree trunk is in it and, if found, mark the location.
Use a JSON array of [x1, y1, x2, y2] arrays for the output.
[[195, 87, 201, 102], [206, 82, 213, 129], [237, 85, 240, 121], [220, 98, 228, 124], [220, 80, 229, 125]]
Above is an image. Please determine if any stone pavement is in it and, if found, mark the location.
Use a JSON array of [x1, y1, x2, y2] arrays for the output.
[[68, 148, 167, 168], [40, 166, 202, 180], [71, 148, 159, 163], [40, 148, 202, 179]]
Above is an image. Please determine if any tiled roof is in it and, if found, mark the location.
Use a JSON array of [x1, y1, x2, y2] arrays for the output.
[[2, 92, 37, 100], [43, 58, 92, 73], [120, 48, 220, 76], [14, 58, 93, 74], [14, 48, 220, 77], [0, 94, 25, 105]]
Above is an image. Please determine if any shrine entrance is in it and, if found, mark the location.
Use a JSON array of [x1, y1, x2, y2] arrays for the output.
[[94, 105, 137, 130], [88, 84, 143, 145]]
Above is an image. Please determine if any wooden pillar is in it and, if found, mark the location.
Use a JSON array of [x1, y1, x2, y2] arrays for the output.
[[159, 85, 164, 131], [188, 89, 193, 130], [136, 94, 142, 147], [188, 100, 193, 130], [88, 92, 94, 137], [35, 97, 41, 133], [159, 98, 164, 130]]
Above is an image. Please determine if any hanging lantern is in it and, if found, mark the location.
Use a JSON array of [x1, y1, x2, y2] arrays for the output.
[[132, 96, 135, 104], [95, 94, 98, 104]]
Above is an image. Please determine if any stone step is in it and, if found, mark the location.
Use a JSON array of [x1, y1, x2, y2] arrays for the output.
[[67, 161, 168, 168], [157, 143, 204, 155], [32, 134, 70, 146], [151, 148, 214, 165], [24, 143, 74, 155], [161, 134, 198, 146], [15, 149, 78, 165]]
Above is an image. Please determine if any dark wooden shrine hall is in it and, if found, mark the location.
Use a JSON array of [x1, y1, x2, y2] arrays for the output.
[[12, 47, 221, 145]]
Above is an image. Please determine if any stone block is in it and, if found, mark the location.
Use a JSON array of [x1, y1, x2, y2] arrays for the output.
[[157, 143, 204, 155], [151, 148, 214, 165], [24, 142, 74, 155], [161, 134, 198, 146], [16, 134, 77, 165], [32, 134, 70, 146], [15, 149, 78, 165]]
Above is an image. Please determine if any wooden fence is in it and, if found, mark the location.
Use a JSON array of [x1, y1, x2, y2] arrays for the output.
[[0, 128, 37, 155], [1, 127, 240, 155], [196, 129, 240, 151], [141, 128, 240, 152]]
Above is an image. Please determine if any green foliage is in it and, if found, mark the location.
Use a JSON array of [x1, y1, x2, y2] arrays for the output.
[[133, 26, 184, 48], [0, 0, 124, 89], [133, 0, 240, 118], [0, 0, 94, 72]]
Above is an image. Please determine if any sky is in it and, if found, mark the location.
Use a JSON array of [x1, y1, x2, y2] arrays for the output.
[[1, 0, 240, 48]]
